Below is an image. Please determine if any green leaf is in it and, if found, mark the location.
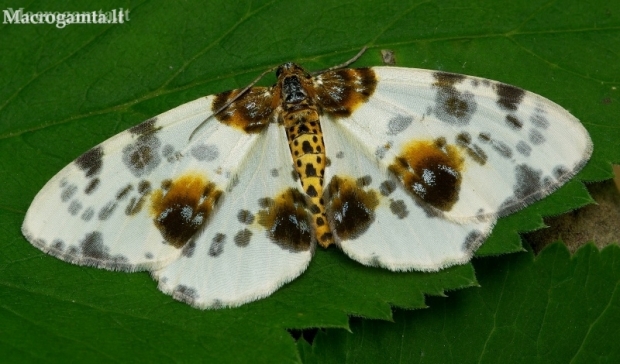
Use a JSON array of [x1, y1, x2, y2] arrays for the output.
[[300, 243, 620, 363], [1, 0, 617, 362]]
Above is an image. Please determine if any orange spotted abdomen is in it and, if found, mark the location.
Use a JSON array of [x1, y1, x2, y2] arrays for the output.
[[284, 109, 333, 247]]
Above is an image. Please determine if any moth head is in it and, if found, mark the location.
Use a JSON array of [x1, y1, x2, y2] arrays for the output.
[[275, 62, 310, 78]]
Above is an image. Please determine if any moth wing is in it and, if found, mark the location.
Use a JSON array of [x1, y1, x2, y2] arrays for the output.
[[328, 66, 592, 222], [22, 94, 264, 271], [154, 123, 315, 308], [321, 115, 493, 271]]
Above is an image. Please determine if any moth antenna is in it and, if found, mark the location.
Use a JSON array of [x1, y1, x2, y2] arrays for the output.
[[310, 46, 368, 75], [189, 64, 280, 141]]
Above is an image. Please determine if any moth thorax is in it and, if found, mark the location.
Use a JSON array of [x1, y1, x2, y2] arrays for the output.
[[282, 76, 307, 104]]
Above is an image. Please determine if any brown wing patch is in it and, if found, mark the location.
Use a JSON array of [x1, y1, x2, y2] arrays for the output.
[[315, 68, 377, 118], [212, 87, 275, 133], [389, 139, 464, 211], [325, 176, 379, 241], [150, 173, 222, 248], [257, 188, 313, 252]]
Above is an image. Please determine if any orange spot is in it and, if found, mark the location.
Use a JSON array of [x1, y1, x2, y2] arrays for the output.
[[325, 176, 379, 242], [257, 188, 313, 252], [390, 139, 464, 211], [150, 173, 222, 248], [318, 68, 377, 117], [212, 88, 275, 133]]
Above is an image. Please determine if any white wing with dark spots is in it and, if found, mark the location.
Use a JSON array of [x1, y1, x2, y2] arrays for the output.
[[153, 123, 314, 308], [335, 67, 592, 222], [23, 95, 261, 271], [322, 115, 493, 271]]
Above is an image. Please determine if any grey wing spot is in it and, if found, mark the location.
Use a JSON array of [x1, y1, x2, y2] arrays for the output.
[[499, 164, 545, 216], [116, 185, 133, 200], [237, 210, 255, 225], [139, 180, 152, 193], [74, 146, 104, 177], [529, 129, 546, 145], [84, 178, 100, 195], [462, 230, 485, 253], [356, 175, 372, 187], [456, 132, 487, 165], [234, 229, 252, 247], [129, 118, 159, 136], [531, 112, 550, 129], [51, 239, 65, 252], [191, 144, 219, 161], [210, 299, 224, 309], [80, 232, 107, 259], [81, 207, 95, 221], [61, 184, 78, 202], [122, 134, 162, 177], [491, 141, 512, 159], [77, 231, 130, 269], [543, 176, 554, 189], [434, 89, 477, 125], [66, 246, 79, 256], [182, 241, 196, 258], [456, 132, 471, 145], [68, 200, 82, 215], [505, 115, 523, 130], [389, 199, 408, 219], [172, 285, 198, 305], [163, 145, 182, 163], [375, 142, 392, 159], [432, 75, 478, 126], [516, 141, 532, 157], [387, 115, 413, 135], [258, 197, 274, 209], [162, 144, 174, 157], [208, 233, 226, 257], [31, 237, 46, 249], [379, 180, 396, 196], [495, 83, 525, 111], [514, 164, 543, 200], [98, 201, 118, 220], [553, 165, 570, 181]]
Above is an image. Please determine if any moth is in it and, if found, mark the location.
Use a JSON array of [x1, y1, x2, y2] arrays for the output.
[[22, 50, 592, 309]]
